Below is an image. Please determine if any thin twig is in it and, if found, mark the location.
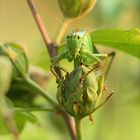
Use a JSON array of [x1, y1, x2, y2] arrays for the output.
[[27, 0, 51, 45], [27, 0, 61, 78], [4, 110, 20, 140], [15, 107, 56, 112], [59, 109, 77, 140], [74, 118, 82, 140], [26, 1, 76, 140], [0, 98, 19, 140]]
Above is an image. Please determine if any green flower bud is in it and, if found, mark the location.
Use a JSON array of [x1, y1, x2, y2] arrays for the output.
[[57, 65, 103, 118], [0, 57, 12, 96], [0, 42, 28, 81], [58, 0, 97, 18]]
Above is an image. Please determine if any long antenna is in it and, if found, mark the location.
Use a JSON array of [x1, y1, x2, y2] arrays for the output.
[[35, 0, 69, 33], [75, 0, 84, 29]]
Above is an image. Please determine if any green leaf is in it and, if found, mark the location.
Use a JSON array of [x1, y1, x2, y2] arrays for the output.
[[0, 97, 38, 135], [90, 28, 140, 59], [7, 83, 37, 107], [0, 110, 38, 135], [13, 111, 39, 133]]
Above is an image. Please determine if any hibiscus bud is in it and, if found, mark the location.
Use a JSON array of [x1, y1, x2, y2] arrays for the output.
[[58, 0, 97, 18]]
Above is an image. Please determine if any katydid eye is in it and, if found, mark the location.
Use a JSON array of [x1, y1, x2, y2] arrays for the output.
[[77, 36, 80, 39], [67, 35, 69, 39]]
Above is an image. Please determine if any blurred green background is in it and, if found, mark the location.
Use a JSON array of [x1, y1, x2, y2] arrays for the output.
[[0, 0, 140, 140]]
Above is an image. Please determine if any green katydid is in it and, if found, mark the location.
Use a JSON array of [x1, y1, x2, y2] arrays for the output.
[[41, 1, 115, 117], [36, 0, 114, 116], [50, 30, 114, 117]]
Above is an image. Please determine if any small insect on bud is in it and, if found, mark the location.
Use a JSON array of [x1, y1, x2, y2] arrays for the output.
[[58, 0, 97, 18], [0, 56, 12, 96], [0, 42, 28, 81]]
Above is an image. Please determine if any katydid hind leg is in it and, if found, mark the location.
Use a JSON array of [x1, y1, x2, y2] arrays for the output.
[[80, 63, 100, 83], [83, 51, 107, 63], [90, 46, 115, 77], [104, 51, 116, 78], [93, 91, 114, 112]]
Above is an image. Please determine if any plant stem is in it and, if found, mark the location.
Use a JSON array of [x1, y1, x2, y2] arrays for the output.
[[26, 0, 56, 57], [27, 0, 51, 45], [27, 0, 62, 77], [15, 107, 56, 113], [75, 118, 82, 140], [55, 18, 72, 44], [23, 77, 58, 108], [60, 110, 77, 140]]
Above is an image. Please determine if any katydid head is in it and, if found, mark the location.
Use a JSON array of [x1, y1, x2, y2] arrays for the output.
[[66, 30, 93, 58], [66, 31, 83, 58]]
